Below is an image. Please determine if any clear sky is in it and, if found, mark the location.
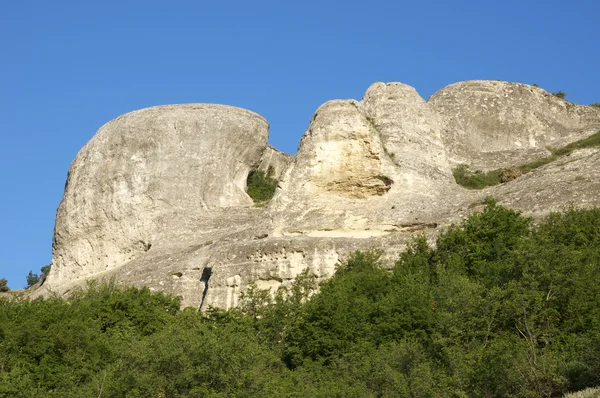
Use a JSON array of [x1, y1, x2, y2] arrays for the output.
[[1, 0, 599, 289]]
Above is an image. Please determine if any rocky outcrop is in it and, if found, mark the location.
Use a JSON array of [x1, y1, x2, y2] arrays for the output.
[[269, 83, 460, 236], [257, 144, 293, 180], [429, 80, 600, 170], [362, 82, 451, 183], [49, 104, 271, 288], [40, 81, 600, 309], [488, 147, 600, 217]]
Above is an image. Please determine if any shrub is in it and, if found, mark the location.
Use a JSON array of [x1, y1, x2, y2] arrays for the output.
[[552, 91, 567, 99], [452, 164, 503, 189], [590, 103, 600, 108], [25, 271, 40, 288], [40, 264, 51, 283], [24, 265, 52, 288], [246, 167, 278, 204], [0, 278, 8, 292]]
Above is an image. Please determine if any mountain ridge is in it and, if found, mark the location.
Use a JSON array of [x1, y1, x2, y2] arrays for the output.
[[34, 80, 600, 309]]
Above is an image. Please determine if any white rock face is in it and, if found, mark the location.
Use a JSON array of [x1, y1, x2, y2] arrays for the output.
[[429, 80, 600, 169], [257, 145, 294, 180], [41, 81, 600, 309], [49, 104, 269, 288], [274, 99, 395, 205], [270, 83, 459, 237], [362, 82, 451, 183]]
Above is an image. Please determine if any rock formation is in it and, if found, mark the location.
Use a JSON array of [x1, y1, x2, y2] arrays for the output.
[[429, 80, 600, 170], [51, 105, 269, 286], [40, 81, 600, 309]]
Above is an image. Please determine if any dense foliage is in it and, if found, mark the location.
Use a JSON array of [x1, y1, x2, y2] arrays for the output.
[[2, 201, 600, 397], [453, 130, 600, 189], [246, 167, 278, 204]]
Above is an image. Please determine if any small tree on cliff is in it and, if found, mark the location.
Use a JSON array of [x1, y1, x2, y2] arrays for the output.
[[552, 90, 567, 99], [40, 264, 51, 282], [0, 278, 9, 292], [26, 271, 40, 288]]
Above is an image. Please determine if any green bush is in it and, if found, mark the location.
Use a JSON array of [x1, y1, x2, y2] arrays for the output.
[[0, 278, 8, 292], [590, 103, 600, 108], [25, 265, 52, 288], [552, 90, 567, 99], [41, 264, 51, 279], [25, 271, 40, 288], [2, 203, 600, 396], [452, 164, 503, 189], [246, 167, 278, 204]]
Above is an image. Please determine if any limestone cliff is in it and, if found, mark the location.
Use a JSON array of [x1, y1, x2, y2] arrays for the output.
[[39, 81, 600, 309], [429, 80, 600, 170]]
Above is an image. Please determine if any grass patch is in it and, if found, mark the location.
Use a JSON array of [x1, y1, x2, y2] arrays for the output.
[[517, 155, 557, 173], [454, 130, 600, 189], [551, 130, 600, 155], [246, 167, 278, 205]]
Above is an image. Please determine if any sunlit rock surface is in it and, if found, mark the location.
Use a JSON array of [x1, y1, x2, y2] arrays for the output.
[[40, 81, 600, 308]]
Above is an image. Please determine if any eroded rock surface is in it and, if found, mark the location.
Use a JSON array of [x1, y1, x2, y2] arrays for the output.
[[49, 104, 269, 288], [269, 83, 461, 237], [429, 80, 600, 170], [489, 148, 600, 216], [40, 81, 600, 309]]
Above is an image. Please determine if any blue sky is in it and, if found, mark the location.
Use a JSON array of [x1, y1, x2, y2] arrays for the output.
[[1, 0, 598, 288]]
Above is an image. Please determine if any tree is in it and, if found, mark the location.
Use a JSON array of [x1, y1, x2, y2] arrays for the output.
[[24, 265, 52, 289], [26, 271, 40, 288], [40, 264, 51, 282], [0, 278, 9, 292]]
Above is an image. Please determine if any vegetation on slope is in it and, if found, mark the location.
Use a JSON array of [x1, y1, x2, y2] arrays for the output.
[[246, 167, 278, 205], [454, 130, 600, 189], [24, 264, 51, 288], [552, 90, 567, 99], [2, 200, 600, 397]]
